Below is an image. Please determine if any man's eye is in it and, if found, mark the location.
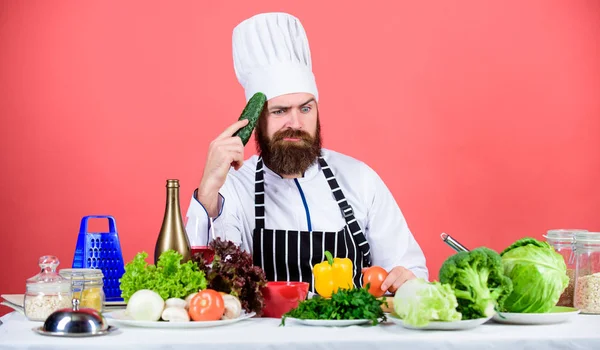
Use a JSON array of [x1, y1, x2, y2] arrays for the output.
[[272, 109, 285, 115], [301, 106, 311, 113]]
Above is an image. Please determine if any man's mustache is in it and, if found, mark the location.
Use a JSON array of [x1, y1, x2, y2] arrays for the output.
[[271, 129, 313, 143]]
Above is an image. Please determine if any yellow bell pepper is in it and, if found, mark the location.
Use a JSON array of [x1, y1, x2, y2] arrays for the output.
[[313, 251, 354, 298]]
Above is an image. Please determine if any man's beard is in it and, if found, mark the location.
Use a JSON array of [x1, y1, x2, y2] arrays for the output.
[[256, 118, 322, 176]]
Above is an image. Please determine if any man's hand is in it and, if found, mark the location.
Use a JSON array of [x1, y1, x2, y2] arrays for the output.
[[379, 266, 416, 294], [197, 119, 249, 217]]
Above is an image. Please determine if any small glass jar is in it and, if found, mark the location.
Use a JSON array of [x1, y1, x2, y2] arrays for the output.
[[544, 229, 587, 307], [573, 231, 600, 314], [59, 268, 105, 313], [24, 256, 72, 321]]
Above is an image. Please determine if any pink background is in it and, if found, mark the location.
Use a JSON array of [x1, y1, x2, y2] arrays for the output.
[[1, 1, 599, 316]]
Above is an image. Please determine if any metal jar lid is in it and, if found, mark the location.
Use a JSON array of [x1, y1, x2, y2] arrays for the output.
[[544, 229, 588, 243], [59, 268, 104, 281], [575, 231, 600, 246]]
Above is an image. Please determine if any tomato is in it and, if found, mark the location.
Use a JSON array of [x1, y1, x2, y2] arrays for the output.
[[363, 266, 389, 297], [188, 289, 225, 321]]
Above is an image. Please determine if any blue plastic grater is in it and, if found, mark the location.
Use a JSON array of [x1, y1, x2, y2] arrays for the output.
[[72, 215, 126, 302]]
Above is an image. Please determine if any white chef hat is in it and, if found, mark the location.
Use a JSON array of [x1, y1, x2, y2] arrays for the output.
[[232, 12, 319, 102]]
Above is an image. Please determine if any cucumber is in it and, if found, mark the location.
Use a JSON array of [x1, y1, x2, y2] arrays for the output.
[[233, 92, 267, 145]]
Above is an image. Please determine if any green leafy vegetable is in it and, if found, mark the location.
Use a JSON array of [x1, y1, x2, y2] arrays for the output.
[[280, 285, 386, 326], [393, 278, 462, 327], [192, 238, 268, 316], [119, 250, 207, 302], [500, 237, 569, 313], [439, 247, 513, 320]]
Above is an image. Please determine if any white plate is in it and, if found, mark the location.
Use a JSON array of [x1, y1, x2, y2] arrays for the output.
[[106, 310, 256, 328], [283, 317, 372, 327], [1, 294, 24, 307], [388, 313, 493, 330], [492, 306, 580, 325], [1, 301, 24, 314]]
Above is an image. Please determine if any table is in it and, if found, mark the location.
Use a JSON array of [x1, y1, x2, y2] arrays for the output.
[[2, 311, 600, 350]]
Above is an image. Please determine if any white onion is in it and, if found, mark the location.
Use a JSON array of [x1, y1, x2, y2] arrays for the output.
[[126, 289, 165, 321]]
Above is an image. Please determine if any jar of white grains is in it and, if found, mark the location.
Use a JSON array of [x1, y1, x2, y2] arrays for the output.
[[24, 255, 72, 321], [544, 229, 587, 307], [574, 231, 600, 314]]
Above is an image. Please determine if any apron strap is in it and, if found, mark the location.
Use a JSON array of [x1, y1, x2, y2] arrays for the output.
[[255, 158, 266, 229], [317, 157, 372, 267]]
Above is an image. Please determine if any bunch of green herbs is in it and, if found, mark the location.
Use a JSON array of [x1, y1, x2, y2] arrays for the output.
[[281, 285, 387, 326]]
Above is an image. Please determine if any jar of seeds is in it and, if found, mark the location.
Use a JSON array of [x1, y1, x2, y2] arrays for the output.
[[59, 268, 105, 312], [573, 231, 600, 313], [24, 256, 72, 321], [544, 229, 587, 307]]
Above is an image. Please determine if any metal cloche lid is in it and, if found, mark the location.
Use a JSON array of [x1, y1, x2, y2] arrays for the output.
[[32, 298, 117, 337]]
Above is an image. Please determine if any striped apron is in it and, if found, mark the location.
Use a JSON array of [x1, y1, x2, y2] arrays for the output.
[[252, 156, 373, 293]]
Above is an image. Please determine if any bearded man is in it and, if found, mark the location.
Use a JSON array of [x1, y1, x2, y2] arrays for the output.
[[186, 12, 428, 295]]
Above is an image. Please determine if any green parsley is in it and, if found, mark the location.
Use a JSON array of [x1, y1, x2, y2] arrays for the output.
[[280, 285, 387, 326]]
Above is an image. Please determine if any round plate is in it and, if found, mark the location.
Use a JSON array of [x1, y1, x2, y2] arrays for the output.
[[492, 306, 580, 325], [104, 301, 127, 307], [284, 318, 372, 327], [33, 325, 117, 337], [106, 310, 255, 328], [388, 313, 493, 330]]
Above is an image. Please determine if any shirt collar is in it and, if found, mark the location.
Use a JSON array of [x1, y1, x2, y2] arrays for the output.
[[262, 157, 321, 183]]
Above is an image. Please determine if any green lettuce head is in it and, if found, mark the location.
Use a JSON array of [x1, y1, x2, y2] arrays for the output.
[[393, 278, 462, 327], [500, 238, 569, 313]]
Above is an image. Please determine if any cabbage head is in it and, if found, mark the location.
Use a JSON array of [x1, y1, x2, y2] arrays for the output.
[[393, 278, 462, 327], [500, 238, 569, 313]]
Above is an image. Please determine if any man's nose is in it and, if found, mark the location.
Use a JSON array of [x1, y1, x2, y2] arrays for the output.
[[286, 109, 302, 129]]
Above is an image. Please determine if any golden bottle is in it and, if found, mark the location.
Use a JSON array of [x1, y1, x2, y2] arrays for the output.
[[154, 179, 192, 264]]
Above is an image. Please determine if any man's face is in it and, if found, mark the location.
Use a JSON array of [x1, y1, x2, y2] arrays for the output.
[[256, 92, 322, 176]]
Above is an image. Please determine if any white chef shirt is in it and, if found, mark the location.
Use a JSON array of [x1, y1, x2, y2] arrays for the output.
[[185, 148, 429, 280]]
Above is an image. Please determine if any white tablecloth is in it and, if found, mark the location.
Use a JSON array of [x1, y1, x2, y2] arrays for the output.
[[1, 311, 600, 350]]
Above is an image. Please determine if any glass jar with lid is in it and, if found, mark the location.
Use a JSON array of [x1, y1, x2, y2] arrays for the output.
[[573, 231, 600, 314], [59, 268, 105, 312], [24, 255, 72, 321], [544, 229, 587, 307]]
